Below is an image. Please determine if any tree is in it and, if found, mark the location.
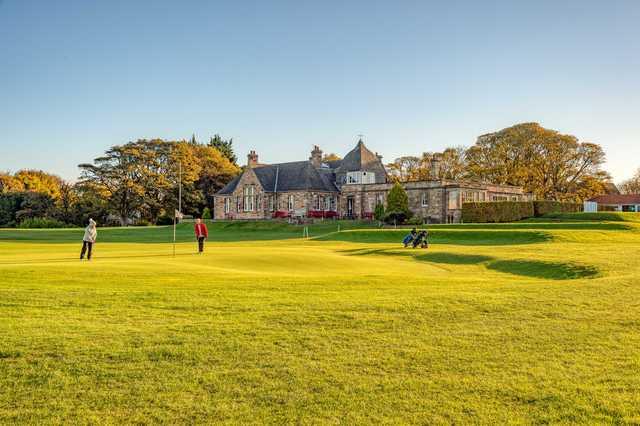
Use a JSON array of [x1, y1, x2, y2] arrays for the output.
[[386, 156, 421, 182], [0, 173, 24, 193], [13, 170, 64, 199], [384, 182, 411, 224], [620, 169, 640, 194], [79, 138, 240, 225], [79, 142, 150, 225], [466, 123, 609, 201], [374, 202, 385, 221], [323, 153, 341, 161], [439, 147, 468, 180], [202, 207, 211, 220], [208, 134, 237, 165]]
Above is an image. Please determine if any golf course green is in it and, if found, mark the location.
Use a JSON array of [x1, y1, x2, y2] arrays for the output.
[[1, 214, 639, 424]]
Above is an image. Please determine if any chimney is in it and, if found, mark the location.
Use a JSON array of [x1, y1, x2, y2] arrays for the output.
[[375, 152, 383, 161], [430, 154, 441, 180], [309, 145, 323, 168], [247, 150, 259, 168]]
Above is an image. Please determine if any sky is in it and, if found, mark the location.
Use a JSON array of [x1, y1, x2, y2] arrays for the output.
[[1, 0, 639, 183]]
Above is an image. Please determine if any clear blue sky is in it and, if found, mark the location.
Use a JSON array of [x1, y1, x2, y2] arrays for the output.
[[1, 0, 639, 183]]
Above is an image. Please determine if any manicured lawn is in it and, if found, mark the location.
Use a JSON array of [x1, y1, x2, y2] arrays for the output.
[[1, 219, 640, 424]]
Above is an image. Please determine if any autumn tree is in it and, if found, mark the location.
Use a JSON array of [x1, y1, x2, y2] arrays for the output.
[[439, 147, 468, 180], [466, 123, 609, 201], [386, 156, 422, 182], [79, 138, 240, 225], [323, 153, 341, 161], [620, 169, 640, 194]]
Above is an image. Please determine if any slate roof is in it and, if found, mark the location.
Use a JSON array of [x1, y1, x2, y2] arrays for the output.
[[217, 175, 242, 195], [336, 140, 376, 172], [335, 139, 388, 184], [217, 161, 339, 194], [216, 139, 387, 195], [589, 194, 640, 204]]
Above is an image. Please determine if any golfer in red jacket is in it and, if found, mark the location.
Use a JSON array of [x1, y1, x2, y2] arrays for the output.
[[194, 218, 209, 253]]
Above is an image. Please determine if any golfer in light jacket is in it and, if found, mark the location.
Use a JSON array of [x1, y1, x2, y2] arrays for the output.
[[80, 218, 97, 260]]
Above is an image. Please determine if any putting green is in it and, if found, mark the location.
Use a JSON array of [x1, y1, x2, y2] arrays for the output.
[[1, 219, 639, 424]]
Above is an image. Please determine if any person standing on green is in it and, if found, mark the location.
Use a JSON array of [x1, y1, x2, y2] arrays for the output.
[[80, 218, 97, 260]]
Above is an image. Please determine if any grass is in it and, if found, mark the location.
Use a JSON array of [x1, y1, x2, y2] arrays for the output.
[[1, 218, 640, 424]]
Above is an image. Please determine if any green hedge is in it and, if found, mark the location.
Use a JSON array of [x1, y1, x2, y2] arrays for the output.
[[462, 202, 534, 223], [463, 201, 583, 223], [533, 201, 582, 216]]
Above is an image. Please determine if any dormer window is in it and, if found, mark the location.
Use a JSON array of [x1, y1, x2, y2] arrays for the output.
[[346, 171, 375, 184]]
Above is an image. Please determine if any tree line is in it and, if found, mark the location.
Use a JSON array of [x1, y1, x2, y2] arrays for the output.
[[386, 122, 616, 202], [1, 123, 637, 228], [0, 136, 239, 227]]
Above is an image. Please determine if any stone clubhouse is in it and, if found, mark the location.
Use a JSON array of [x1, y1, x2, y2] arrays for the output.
[[213, 139, 530, 223]]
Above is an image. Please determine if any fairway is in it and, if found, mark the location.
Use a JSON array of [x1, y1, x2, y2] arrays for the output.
[[1, 218, 640, 424]]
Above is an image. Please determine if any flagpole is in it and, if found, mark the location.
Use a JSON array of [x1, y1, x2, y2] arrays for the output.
[[173, 160, 182, 258]]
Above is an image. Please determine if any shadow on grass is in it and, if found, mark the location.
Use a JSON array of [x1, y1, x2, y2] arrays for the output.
[[417, 252, 494, 264], [339, 248, 599, 280], [340, 248, 493, 265], [486, 259, 600, 280]]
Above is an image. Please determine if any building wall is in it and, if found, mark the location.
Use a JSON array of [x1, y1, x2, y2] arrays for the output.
[[214, 168, 267, 220], [339, 180, 528, 223], [215, 171, 530, 223], [214, 184, 338, 220]]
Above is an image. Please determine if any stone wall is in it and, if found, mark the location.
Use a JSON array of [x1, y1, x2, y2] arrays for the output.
[[215, 186, 337, 219], [213, 168, 267, 220]]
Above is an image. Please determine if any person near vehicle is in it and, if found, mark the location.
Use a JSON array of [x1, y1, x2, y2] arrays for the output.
[[194, 218, 209, 253], [80, 218, 97, 260]]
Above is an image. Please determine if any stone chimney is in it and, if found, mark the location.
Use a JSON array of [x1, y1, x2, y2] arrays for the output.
[[247, 150, 259, 168], [430, 154, 441, 180], [309, 145, 323, 168]]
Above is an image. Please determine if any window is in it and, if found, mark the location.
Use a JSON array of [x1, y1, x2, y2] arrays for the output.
[[492, 195, 509, 202], [421, 192, 429, 207], [288, 195, 294, 211], [314, 195, 321, 210], [346, 171, 376, 185], [462, 191, 483, 203], [324, 195, 331, 210], [236, 196, 241, 212], [448, 190, 460, 209], [376, 193, 384, 206], [268, 196, 275, 212], [243, 185, 255, 211], [224, 197, 230, 214]]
